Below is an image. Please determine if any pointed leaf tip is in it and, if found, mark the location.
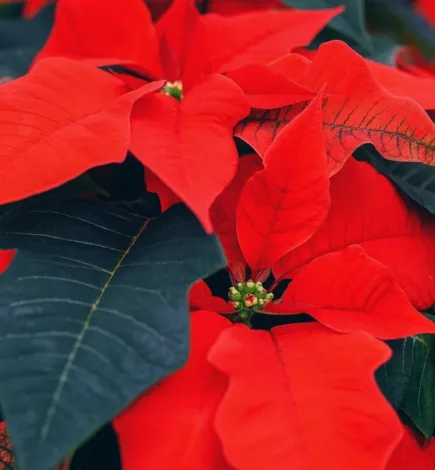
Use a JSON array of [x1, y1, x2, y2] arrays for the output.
[[237, 89, 330, 270]]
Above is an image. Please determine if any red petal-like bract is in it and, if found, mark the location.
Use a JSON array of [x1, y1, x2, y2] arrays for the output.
[[293, 47, 435, 110], [35, 0, 162, 77], [416, 0, 435, 27], [155, 0, 201, 81], [130, 74, 249, 232], [189, 281, 234, 313], [284, 245, 435, 339], [114, 310, 231, 470], [0, 58, 163, 205], [237, 90, 330, 270], [183, 7, 343, 83], [237, 41, 435, 174], [305, 41, 435, 173], [226, 63, 315, 109], [386, 426, 435, 470], [0, 250, 14, 275], [275, 158, 435, 309], [209, 322, 402, 470], [211, 154, 263, 267]]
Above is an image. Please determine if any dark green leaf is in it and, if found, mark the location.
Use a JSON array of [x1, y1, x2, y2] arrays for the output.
[[0, 6, 54, 79], [400, 335, 435, 438], [366, 0, 435, 60], [369, 34, 401, 66], [354, 146, 435, 215], [282, 0, 371, 52], [0, 196, 225, 470], [376, 338, 414, 408], [0, 6, 53, 49]]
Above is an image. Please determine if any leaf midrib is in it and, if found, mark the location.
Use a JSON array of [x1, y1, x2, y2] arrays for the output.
[[324, 121, 435, 152], [38, 217, 151, 443]]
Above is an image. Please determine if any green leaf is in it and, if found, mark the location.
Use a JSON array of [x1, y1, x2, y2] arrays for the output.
[[281, 0, 372, 52], [0, 196, 225, 470], [366, 0, 435, 60], [354, 146, 435, 215], [376, 338, 414, 409], [0, 6, 54, 79], [400, 335, 435, 438], [368, 34, 401, 66]]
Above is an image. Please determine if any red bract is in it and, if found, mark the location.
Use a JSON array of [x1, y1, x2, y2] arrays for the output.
[[294, 46, 435, 110], [416, 0, 435, 27], [206, 91, 435, 339], [279, 245, 435, 339], [386, 426, 435, 470], [0, 58, 163, 205], [275, 157, 435, 310], [5, 0, 340, 231], [115, 310, 403, 470], [236, 89, 329, 270], [237, 41, 435, 175], [209, 322, 402, 470], [114, 310, 231, 470], [130, 74, 248, 231]]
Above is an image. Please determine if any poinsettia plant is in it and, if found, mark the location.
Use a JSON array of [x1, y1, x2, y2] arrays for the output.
[[1, 0, 435, 469]]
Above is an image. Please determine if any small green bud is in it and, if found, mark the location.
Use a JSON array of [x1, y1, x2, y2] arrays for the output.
[[245, 280, 256, 293], [161, 80, 183, 100], [229, 290, 242, 301], [239, 310, 251, 321]]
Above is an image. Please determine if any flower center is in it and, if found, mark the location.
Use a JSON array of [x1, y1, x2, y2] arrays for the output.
[[161, 80, 183, 100], [228, 280, 274, 326]]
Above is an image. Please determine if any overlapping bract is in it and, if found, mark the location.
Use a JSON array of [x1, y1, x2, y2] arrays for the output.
[[183, 77, 435, 469], [275, 158, 435, 309], [2, 1, 435, 469], [1, 0, 433, 233]]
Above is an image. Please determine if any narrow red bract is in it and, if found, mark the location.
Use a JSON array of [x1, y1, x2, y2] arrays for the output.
[[211, 153, 263, 267], [236, 90, 330, 269]]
